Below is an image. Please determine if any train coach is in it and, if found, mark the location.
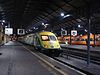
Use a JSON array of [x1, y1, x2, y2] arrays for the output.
[[58, 34, 100, 46], [18, 31, 62, 56]]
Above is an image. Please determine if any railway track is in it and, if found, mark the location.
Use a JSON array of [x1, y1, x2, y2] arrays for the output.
[[20, 43, 99, 75], [24, 45, 91, 75], [53, 57, 94, 75], [61, 47, 100, 64]]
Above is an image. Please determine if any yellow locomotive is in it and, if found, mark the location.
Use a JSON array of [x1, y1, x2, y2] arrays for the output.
[[19, 31, 62, 56]]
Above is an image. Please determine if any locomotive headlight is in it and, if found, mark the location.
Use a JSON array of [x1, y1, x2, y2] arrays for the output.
[[49, 41, 54, 45]]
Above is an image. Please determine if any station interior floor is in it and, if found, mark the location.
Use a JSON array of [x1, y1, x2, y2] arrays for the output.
[[0, 41, 53, 75], [0, 41, 100, 75]]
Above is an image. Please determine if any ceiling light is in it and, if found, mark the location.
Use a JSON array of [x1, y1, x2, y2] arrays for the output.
[[2, 20, 5, 23], [85, 29, 87, 32], [1, 23, 3, 25], [5, 26, 8, 28], [42, 23, 44, 25], [33, 27, 35, 29], [64, 14, 71, 18], [45, 24, 49, 25], [61, 13, 64, 16], [78, 25, 81, 28]]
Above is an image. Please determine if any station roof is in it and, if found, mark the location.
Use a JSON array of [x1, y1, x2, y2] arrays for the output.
[[0, 0, 100, 34]]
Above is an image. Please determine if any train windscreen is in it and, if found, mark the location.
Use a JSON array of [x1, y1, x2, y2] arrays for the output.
[[41, 35, 56, 41], [49, 35, 56, 41]]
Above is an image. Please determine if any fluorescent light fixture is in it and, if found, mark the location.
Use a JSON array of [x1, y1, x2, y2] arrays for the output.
[[45, 24, 49, 25], [64, 14, 71, 18], [61, 13, 64, 16]]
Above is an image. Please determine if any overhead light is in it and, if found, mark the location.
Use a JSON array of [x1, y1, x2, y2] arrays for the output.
[[85, 29, 87, 32], [64, 14, 71, 18], [60, 13, 64, 16], [42, 23, 44, 25], [80, 34, 82, 36], [2, 20, 5, 23], [45, 24, 49, 25], [5, 26, 8, 28], [61, 28, 64, 31], [33, 27, 35, 29], [33, 27, 38, 30], [78, 25, 81, 28], [1, 23, 3, 25]]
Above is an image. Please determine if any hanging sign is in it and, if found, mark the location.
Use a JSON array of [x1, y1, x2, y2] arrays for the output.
[[71, 30, 77, 36], [5, 28, 13, 35], [17, 29, 25, 35]]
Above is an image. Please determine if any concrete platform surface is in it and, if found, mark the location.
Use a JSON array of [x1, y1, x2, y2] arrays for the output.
[[56, 56, 100, 75], [0, 41, 53, 75]]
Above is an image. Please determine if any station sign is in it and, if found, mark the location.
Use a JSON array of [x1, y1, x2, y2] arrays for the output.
[[5, 28, 13, 35], [61, 28, 67, 36], [17, 29, 25, 35], [71, 30, 77, 36]]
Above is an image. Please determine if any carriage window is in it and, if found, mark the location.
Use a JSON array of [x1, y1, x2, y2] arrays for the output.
[[98, 38, 100, 41], [96, 38, 100, 41], [49, 35, 56, 41], [41, 35, 49, 41]]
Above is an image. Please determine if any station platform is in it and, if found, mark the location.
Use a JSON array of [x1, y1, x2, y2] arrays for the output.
[[59, 45, 100, 75], [0, 41, 53, 75], [56, 56, 100, 75], [0, 41, 100, 75]]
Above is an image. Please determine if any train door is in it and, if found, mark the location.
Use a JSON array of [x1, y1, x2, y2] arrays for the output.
[[33, 35, 41, 50]]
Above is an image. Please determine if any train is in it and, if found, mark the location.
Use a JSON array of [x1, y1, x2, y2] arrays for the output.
[[18, 31, 62, 56], [57, 34, 100, 46]]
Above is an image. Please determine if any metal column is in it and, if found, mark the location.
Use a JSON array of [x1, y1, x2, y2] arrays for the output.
[[93, 25, 96, 47], [87, 18, 91, 65], [94, 33, 96, 47], [70, 29, 72, 45], [86, 2, 91, 65]]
